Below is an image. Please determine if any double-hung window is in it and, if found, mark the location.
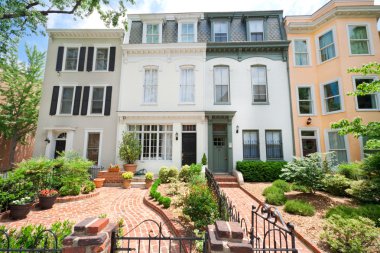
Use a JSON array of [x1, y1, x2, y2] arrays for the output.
[[249, 20, 264, 41], [90, 87, 105, 114], [327, 131, 348, 164], [354, 78, 378, 110], [251, 66, 268, 103], [213, 22, 228, 42], [294, 39, 309, 66], [64, 47, 79, 71], [318, 30, 336, 62], [214, 66, 230, 104], [59, 87, 75, 114], [323, 81, 342, 113], [297, 86, 314, 115], [144, 68, 158, 104], [146, 24, 160, 43], [181, 23, 195, 42], [348, 25, 370, 55], [94, 47, 109, 71], [86, 132, 101, 165], [180, 67, 195, 103], [265, 130, 283, 160], [243, 130, 260, 160]]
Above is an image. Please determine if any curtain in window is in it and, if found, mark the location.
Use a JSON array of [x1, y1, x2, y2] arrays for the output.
[[251, 66, 267, 102], [91, 87, 104, 114], [95, 48, 108, 70], [214, 22, 228, 42], [349, 26, 369, 54], [144, 69, 158, 103], [294, 40, 309, 65], [61, 87, 74, 114], [266, 131, 282, 159], [298, 87, 312, 114], [65, 48, 79, 70], [328, 132, 347, 163], [319, 31, 335, 61], [180, 68, 194, 103], [147, 24, 159, 43], [87, 133, 100, 165], [214, 66, 229, 103], [243, 131, 259, 159], [181, 24, 194, 42]]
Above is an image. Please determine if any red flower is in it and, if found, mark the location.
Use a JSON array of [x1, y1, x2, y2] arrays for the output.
[[39, 189, 58, 197]]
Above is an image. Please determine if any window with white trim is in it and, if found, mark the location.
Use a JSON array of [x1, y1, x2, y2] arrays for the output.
[[354, 77, 378, 110], [180, 67, 195, 103], [59, 87, 75, 114], [318, 30, 336, 62], [265, 130, 283, 160], [327, 131, 348, 164], [144, 68, 158, 104], [243, 130, 260, 160], [251, 65, 268, 103], [213, 21, 228, 42], [64, 47, 79, 71], [297, 87, 314, 115], [300, 130, 318, 157], [128, 125, 173, 160], [294, 39, 309, 66], [248, 20, 264, 41], [146, 24, 160, 43], [323, 81, 342, 113], [94, 47, 109, 71], [181, 23, 195, 42], [214, 66, 230, 103], [348, 25, 370, 55], [86, 132, 101, 165], [90, 87, 105, 114]]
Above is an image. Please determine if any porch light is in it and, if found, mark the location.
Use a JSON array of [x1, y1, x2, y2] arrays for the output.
[[306, 117, 312, 125], [175, 132, 178, 141], [44, 137, 50, 144], [236, 125, 239, 134]]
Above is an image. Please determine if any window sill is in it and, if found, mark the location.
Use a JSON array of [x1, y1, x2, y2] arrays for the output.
[[294, 64, 312, 68], [178, 103, 196, 105], [252, 102, 269, 105], [243, 158, 260, 161], [322, 109, 344, 115], [60, 70, 79, 73], [214, 102, 231, 105], [141, 103, 158, 106], [356, 108, 380, 112], [349, 53, 374, 57], [299, 113, 316, 117], [55, 114, 73, 117], [92, 70, 109, 73], [87, 114, 105, 117], [318, 56, 338, 65], [266, 158, 284, 161]]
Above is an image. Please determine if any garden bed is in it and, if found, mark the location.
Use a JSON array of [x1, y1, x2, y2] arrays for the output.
[[241, 182, 355, 251], [55, 189, 100, 203]]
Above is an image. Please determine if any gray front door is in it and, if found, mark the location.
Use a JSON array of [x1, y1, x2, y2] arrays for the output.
[[213, 135, 228, 172]]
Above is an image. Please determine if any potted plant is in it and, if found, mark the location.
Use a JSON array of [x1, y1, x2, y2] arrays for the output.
[[145, 172, 154, 189], [201, 153, 207, 173], [119, 131, 141, 173], [108, 164, 120, 173], [38, 189, 58, 209], [94, 178, 105, 188], [122, 171, 134, 189], [9, 196, 34, 220]]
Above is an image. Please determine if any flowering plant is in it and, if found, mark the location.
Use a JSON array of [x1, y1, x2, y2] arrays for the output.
[[39, 189, 59, 197], [109, 164, 120, 169], [10, 196, 33, 205]]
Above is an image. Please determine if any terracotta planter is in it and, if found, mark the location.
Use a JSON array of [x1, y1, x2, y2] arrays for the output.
[[124, 164, 137, 173], [9, 203, 33, 220], [123, 179, 132, 189], [108, 167, 120, 172], [94, 178, 105, 188], [145, 180, 153, 189], [38, 195, 57, 210]]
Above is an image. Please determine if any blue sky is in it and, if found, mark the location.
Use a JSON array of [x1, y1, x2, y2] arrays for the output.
[[18, 0, 380, 62]]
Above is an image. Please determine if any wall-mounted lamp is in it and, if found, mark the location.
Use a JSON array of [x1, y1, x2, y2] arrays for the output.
[[44, 137, 50, 144], [175, 132, 178, 141], [236, 125, 239, 134], [306, 117, 312, 125]]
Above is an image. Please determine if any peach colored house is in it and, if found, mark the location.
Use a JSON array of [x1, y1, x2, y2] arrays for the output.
[[285, 0, 380, 163]]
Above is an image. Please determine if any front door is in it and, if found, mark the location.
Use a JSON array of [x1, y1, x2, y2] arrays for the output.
[[213, 135, 228, 172], [182, 133, 197, 165], [302, 139, 317, 157], [54, 132, 67, 158]]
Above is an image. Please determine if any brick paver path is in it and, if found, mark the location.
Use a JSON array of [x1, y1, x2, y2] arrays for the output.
[[223, 187, 314, 253]]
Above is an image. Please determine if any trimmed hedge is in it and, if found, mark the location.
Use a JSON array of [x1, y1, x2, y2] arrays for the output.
[[326, 204, 380, 227], [284, 200, 315, 216], [236, 161, 287, 182]]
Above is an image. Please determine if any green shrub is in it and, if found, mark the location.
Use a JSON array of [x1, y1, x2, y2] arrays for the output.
[[183, 184, 219, 229], [118, 131, 141, 164], [326, 204, 380, 227], [236, 161, 287, 182], [82, 181, 95, 194], [154, 192, 161, 201], [59, 184, 81, 196], [346, 180, 380, 203], [16, 157, 54, 191], [179, 164, 202, 182], [158, 196, 164, 205], [322, 174, 352, 197], [338, 162, 363, 180], [262, 186, 283, 196], [201, 153, 207, 165], [361, 152, 380, 180], [284, 200, 315, 216], [168, 166, 179, 179], [265, 192, 287, 206], [290, 184, 310, 193], [162, 197, 171, 208], [158, 166, 170, 183], [272, 179, 290, 192], [190, 174, 207, 186], [321, 215, 380, 253]]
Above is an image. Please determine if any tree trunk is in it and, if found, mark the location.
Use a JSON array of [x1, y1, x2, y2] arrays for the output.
[[8, 136, 18, 169]]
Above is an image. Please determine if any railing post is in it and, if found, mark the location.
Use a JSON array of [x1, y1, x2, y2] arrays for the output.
[[203, 231, 208, 253], [110, 229, 117, 253]]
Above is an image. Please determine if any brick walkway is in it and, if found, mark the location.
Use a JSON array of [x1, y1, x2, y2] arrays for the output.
[[222, 187, 314, 253]]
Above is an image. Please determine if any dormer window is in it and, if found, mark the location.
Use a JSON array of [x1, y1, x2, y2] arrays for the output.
[[213, 21, 228, 42], [146, 24, 160, 43], [181, 23, 195, 42], [248, 20, 264, 42]]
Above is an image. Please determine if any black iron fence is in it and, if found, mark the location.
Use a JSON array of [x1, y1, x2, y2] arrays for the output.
[[0, 229, 62, 252], [111, 219, 207, 253]]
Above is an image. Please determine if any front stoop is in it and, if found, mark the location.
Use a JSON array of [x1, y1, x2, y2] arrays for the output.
[[214, 175, 240, 188], [97, 171, 149, 188]]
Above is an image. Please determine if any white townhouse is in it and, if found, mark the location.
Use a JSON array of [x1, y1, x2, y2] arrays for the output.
[[33, 29, 124, 167], [117, 11, 294, 174]]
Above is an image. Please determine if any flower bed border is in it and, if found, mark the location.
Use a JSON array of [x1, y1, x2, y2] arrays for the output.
[[56, 190, 100, 203]]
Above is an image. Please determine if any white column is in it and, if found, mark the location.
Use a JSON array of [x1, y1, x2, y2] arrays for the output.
[[45, 130, 54, 158], [66, 131, 75, 152], [172, 123, 182, 169]]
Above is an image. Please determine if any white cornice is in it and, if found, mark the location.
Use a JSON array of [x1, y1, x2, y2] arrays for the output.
[[128, 12, 204, 22], [47, 29, 125, 39], [118, 111, 206, 123], [122, 43, 207, 55]]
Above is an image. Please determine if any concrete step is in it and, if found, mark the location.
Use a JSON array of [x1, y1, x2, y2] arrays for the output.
[[131, 182, 146, 189], [214, 175, 238, 183], [218, 182, 240, 188]]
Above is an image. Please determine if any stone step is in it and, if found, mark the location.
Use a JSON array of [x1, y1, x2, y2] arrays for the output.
[[207, 225, 224, 252], [218, 182, 240, 188], [131, 182, 146, 189], [215, 221, 244, 241], [214, 175, 238, 183]]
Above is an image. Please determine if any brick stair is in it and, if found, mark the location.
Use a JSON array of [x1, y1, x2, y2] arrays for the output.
[[214, 175, 239, 188], [97, 171, 149, 188]]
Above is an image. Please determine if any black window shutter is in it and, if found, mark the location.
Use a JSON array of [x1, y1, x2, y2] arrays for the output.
[[55, 47, 64, 72], [81, 86, 90, 115], [73, 86, 82, 115], [104, 86, 112, 116], [86, 47, 94, 71], [49, 86, 60, 115], [108, 47, 116, 71], [78, 47, 86, 71]]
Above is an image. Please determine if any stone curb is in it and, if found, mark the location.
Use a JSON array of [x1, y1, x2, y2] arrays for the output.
[[56, 190, 100, 203]]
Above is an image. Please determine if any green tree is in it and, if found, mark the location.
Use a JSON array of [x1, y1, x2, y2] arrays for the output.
[[0, 0, 135, 57], [0, 45, 45, 168], [331, 62, 380, 150]]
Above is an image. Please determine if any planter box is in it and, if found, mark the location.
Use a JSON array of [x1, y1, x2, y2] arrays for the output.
[[9, 203, 33, 220], [38, 195, 57, 210], [94, 178, 105, 188]]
